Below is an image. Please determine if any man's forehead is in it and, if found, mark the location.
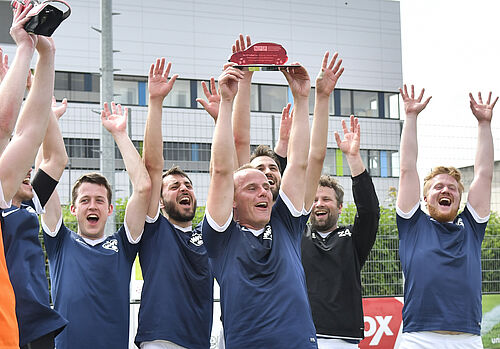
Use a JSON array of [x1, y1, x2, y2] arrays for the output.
[[251, 155, 278, 168], [77, 182, 108, 196], [431, 173, 458, 186], [163, 174, 191, 186], [235, 168, 267, 185]]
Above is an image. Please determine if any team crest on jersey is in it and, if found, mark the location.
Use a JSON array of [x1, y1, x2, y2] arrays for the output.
[[189, 231, 203, 246], [102, 239, 119, 252], [338, 228, 351, 237], [456, 218, 464, 228], [26, 206, 37, 214], [263, 224, 272, 240]]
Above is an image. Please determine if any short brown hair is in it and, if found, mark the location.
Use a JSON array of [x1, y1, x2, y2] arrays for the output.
[[161, 165, 192, 196], [71, 172, 112, 205], [423, 166, 464, 197], [249, 145, 281, 172], [318, 175, 344, 207]]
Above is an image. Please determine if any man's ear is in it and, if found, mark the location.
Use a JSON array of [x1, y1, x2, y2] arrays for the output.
[[338, 203, 343, 215], [70, 204, 76, 216], [107, 204, 114, 216]]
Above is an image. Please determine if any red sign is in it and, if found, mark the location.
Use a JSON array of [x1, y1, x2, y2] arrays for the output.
[[360, 297, 403, 349], [229, 42, 288, 65]]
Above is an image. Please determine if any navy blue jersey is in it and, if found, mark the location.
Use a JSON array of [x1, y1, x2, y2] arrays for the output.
[[203, 192, 318, 349], [397, 203, 486, 335], [135, 214, 213, 348], [43, 222, 139, 349], [1, 197, 67, 346]]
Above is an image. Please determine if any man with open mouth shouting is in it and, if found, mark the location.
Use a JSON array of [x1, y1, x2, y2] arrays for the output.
[[134, 58, 213, 349], [396, 85, 498, 349], [41, 102, 151, 349]]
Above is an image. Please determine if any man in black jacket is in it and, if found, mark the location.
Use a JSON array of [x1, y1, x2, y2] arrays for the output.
[[302, 116, 380, 348]]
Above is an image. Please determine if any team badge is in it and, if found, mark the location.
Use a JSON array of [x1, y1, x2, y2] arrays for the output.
[[263, 224, 272, 240], [102, 239, 119, 252], [190, 231, 203, 246]]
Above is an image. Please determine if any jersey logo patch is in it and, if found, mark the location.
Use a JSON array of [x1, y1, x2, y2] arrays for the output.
[[189, 231, 203, 246], [338, 228, 351, 237], [263, 224, 272, 240], [102, 239, 119, 252], [26, 206, 36, 214], [456, 217, 464, 228], [1, 208, 20, 217]]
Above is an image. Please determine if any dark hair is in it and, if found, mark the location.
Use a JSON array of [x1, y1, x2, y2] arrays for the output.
[[249, 145, 281, 172], [161, 165, 192, 196], [318, 174, 344, 207], [71, 172, 112, 205]]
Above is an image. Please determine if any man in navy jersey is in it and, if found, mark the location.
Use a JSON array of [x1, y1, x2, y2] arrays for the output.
[[0, 8, 59, 347], [203, 61, 325, 348], [302, 116, 380, 348], [41, 102, 151, 349], [134, 58, 213, 349], [396, 85, 497, 348], [2, 100, 68, 349]]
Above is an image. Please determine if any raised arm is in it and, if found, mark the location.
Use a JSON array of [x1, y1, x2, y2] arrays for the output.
[[273, 103, 292, 158], [396, 85, 431, 213], [335, 116, 364, 176], [467, 91, 497, 217], [280, 64, 311, 210], [102, 102, 151, 240], [206, 64, 243, 225], [231, 34, 254, 166], [304, 52, 344, 209], [196, 77, 220, 123], [0, 47, 9, 82], [0, 4, 36, 153], [143, 58, 178, 218], [0, 34, 55, 202]]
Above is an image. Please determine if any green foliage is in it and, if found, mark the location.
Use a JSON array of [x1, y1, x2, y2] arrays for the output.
[[482, 211, 500, 294]]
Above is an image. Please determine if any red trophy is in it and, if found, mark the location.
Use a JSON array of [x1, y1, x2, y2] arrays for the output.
[[229, 42, 294, 71]]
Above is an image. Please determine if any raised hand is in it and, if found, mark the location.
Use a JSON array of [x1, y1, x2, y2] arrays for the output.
[[399, 84, 431, 117], [218, 63, 244, 101], [281, 64, 310, 99], [335, 115, 360, 157], [279, 103, 293, 142], [10, 3, 37, 49], [196, 77, 220, 123], [101, 102, 128, 134], [469, 91, 498, 124], [0, 48, 9, 81], [52, 97, 68, 119], [316, 51, 344, 98], [148, 57, 178, 100], [232, 34, 254, 81]]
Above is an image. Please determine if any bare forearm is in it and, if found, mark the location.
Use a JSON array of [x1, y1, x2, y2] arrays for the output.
[[399, 117, 418, 172], [213, 100, 236, 175], [287, 97, 310, 169], [143, 97, 164, 174], [233, 80, 252, 166], [474, 121, 494, 181], [39, 111, 68, 180]]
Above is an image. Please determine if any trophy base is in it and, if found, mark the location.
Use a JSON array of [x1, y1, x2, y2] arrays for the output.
[[234, 64, 298, 71]]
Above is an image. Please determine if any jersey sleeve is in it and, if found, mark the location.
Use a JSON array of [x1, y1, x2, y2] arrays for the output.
[[273, 190, 310, 241], [42, 219, 69, 261], [202, 212, 235, 259], [462, 202, 489, 241], [396, 202, 422, 240], [351, 170, 380, 266], [116, 225, 140, 262]]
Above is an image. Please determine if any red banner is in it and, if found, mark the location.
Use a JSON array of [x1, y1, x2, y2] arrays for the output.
[[360, 297, 404, 349]]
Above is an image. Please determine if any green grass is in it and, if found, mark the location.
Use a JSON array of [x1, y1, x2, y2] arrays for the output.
[[484, 294, 500, 314]]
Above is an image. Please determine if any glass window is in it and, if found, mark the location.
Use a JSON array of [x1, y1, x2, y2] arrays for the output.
[[260, 85, 288, 112], [164, 80, 190, 107], [323, 148, 336, 175], [55, 72, 69, 90], [65, 138, 100, 158], [91, 74, 100, 92], [384, 92, 399, 119], [309, 87, 315, 114], [368, 150, 380, 177], [70, 73, 86, 91], [329, 93, 335, 115], [114, 80, 139, 105], [391, 151, 399, 177], [353, 91, 378, 117], [164, 142, 191, 161], [197, 143, 211, 162], [250, 84, 259, 111], [340, 90, 352, 116]]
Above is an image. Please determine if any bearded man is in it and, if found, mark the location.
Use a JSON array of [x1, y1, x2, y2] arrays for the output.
[[396, 85, 497, 349]]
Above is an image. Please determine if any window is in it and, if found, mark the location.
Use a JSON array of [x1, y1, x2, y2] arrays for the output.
[[64, 138, 100, 158], [384, 92, 399, 119], [70, 73, 86, 91], [368, 150, 380, 176], [114, 80, 139, 105], [55, 72, 70, 90], [164, 142, 191, 161], [340, 90, 352, 116], [353, 91, 378, 117], [323, 148, 337, 175], [164, 80, 190, 107], [260, 85, 288, 112], [250, 84, 259, 111]]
